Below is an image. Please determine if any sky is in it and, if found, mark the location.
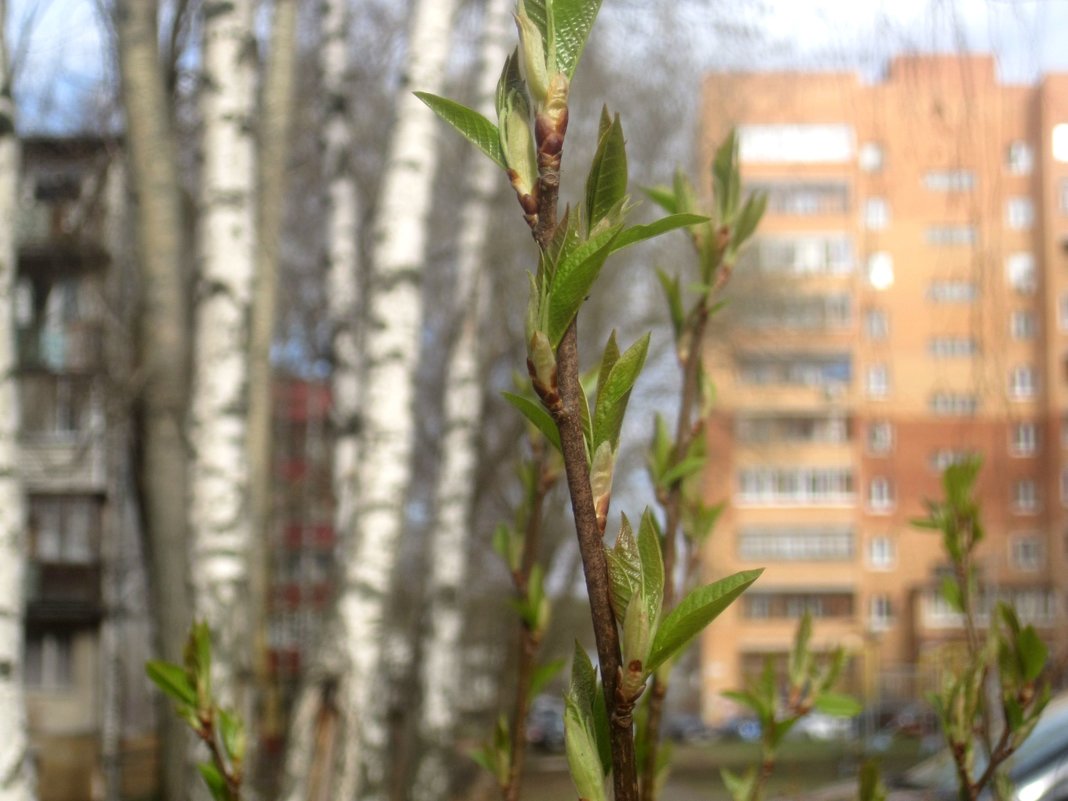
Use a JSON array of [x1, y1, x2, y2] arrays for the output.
[[7, 0, 1068, 133]]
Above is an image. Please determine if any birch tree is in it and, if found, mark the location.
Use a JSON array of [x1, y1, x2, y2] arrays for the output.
[[412, 0, 513, 795], [114, 3, 192, 799], [189, 0, 256, 714], [334, 0, 460, 797], [0, 3, 31, 798]]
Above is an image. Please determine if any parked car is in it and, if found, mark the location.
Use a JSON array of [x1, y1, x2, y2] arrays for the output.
[[526, 695, 566, 753], [802, 692, 1068, 801], [718, 715, 762, 743], [791, 712, 854, 741], [664, 713, 716, 743]]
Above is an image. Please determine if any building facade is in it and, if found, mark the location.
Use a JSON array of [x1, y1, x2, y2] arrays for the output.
[[699, 55, 1068, 720]]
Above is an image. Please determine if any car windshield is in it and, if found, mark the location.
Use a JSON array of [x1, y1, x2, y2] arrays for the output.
[[900, 693, 1068, 792]]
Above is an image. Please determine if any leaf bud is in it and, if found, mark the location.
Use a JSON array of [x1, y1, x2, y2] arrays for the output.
[[501, 96, 538, 202], [514, 3, 550, 105], [621, 597, 652, 699], [564, 698, 607, 801], [589, 441, 615, 534], [527, 330, 559, 411]]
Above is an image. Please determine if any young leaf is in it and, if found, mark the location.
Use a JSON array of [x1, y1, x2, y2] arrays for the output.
[[197, 762, 229, 801], [530, 658, 567, 698], [520, 0, 548, 48], [788, 612, 813, 689], [548, 0, 603, 79], [584, 110, 628, 233], [642, 185, 678, 215], [658, 456, 705, 489], [570, 641, 598, 714], [218, 707, 246, 766], [592, 332, 650, 451], [655, 268, 684, 341], [546, 224, 622, 346], [145, 660, 196, 708], [605, 514, 641, 619], [1019, 625, 1049, 682], [595, 330, 621, 398], [731, 191, 767, 248], [608, 213, 708, 255], [721, 766, 757, 801], [502, 391, 562, 452], [646, 569, 763, 673], [636, 509, 665, 619], [813, 692, 863, 718], [415, 93, 505, 169]]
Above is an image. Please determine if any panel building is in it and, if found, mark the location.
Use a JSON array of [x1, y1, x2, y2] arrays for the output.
[[698, 55, 1068, 720]]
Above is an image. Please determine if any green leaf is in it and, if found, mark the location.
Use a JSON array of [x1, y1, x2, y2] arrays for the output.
[[712, 130, 739, 221], [1019, 625, 1049, 682], [789, 612, 813, 689], [592, 332, 650, 451], [940, 576, 964, 614], [658, 456, 705, 489], [596, 330, 620, 400], [609, 213, 708, 255], [530, 658, 567, 698], [548, 0, 602, 79], [570, 641, 598, 715], [197, 762, 229, 801], [642, 185, 678, 215], [732, 191, 767, 248], [415, 93, 505, 169], [145, 660, 196, 708], [646, 569, 763, 673], [813, 692, 863, 718], [495, 49, 525, 123], [605, 515, 641, 620], [721, 766, 757, 801], [546, 224, 622, 346], [636, 509, 664, 619], [502, 391, 561, 453], [584, 110, 628, 233], [218, 707, 246, 766], [655, 268, 684, 341]]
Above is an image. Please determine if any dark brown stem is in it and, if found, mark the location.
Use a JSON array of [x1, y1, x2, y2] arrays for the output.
[[554, 320, 639, 801], [504, 449, 554, 801], [198, 719, 241, 801], [639, 301, 711, 801]]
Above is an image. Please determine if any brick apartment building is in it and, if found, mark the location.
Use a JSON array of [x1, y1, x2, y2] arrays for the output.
[[698, 54, 1068, 720]]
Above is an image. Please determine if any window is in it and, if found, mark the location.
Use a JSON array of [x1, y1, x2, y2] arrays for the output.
[[929, 393, 979, 417], [1014, 479, 1038, 513], [928, 337, 979, 358], [925, 225, 977, 246], [1011, 536, 1042, 571], [740, 235, 855, 275], [1054, 124, 1068, 163], [739, 294, 851, 330], [1011, 311, 1036, 340], [859, 142, 884, 172], [930, 449, 975, 472], [1006, 141, 1034, 175], [869, 595, 894, 631], [928, 280, 977, 303], [24, 632, 73, 689], [865, 309, 889, 341], [746, 181, 850, 215], [30, 496, 100, 563], [1007, 253, 1037, 293], [867, 421, 893, 454], [736, 415, 849, 445], [739, 124, 855, 163], [737, 354, 851, 387], [923, 170, 976, 192], [738, 527, 854, 561], [1010, 366, 1037, 400], [869, 536, 895, 569], [866, 364, 889, 397], [18, 375, 97, 437], [869, 477, 894, 512], [867, 252, 894, 290], [1006, 197, 1034, 230], [863, 197, 889, 230], [743, 592, 854, 620], [737, 467, 854, 506], [1011, 423, 1038, 457]]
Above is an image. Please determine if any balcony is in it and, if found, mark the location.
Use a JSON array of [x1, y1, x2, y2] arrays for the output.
[[25, 562, 102, 623], [18, 322, 104, 374]]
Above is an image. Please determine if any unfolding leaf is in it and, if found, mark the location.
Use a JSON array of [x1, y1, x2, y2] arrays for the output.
[[415, 93, 505, 169], [655, 268, 684, 341], [546, 224, 622, 346], [585, 110, 628, 233], [548, 0, 603, 79], [502, 391, 561, 452], [145, 660, 196, 708], [721, 766, 757, 801], [646, 569, 762, 673], [592, 332, 649, 450], [642, 185, 678, 215], [605, 515, 641, 619], [1019, 625, 1049, 682], [636, 510, 664, 618], [197, 762, 229, 801], [813, 691, 863, 718], [658, 456, 705, 489], [609, 213, 708, 255], [530, 658, 567, 698]]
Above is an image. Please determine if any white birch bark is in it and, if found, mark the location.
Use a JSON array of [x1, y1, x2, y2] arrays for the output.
[[412, 0, 512, 795], [336, 0, 460, 798], [189, 0, 256, 715], [279, 0, 359, 794], [0, 4, 32, 798]]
